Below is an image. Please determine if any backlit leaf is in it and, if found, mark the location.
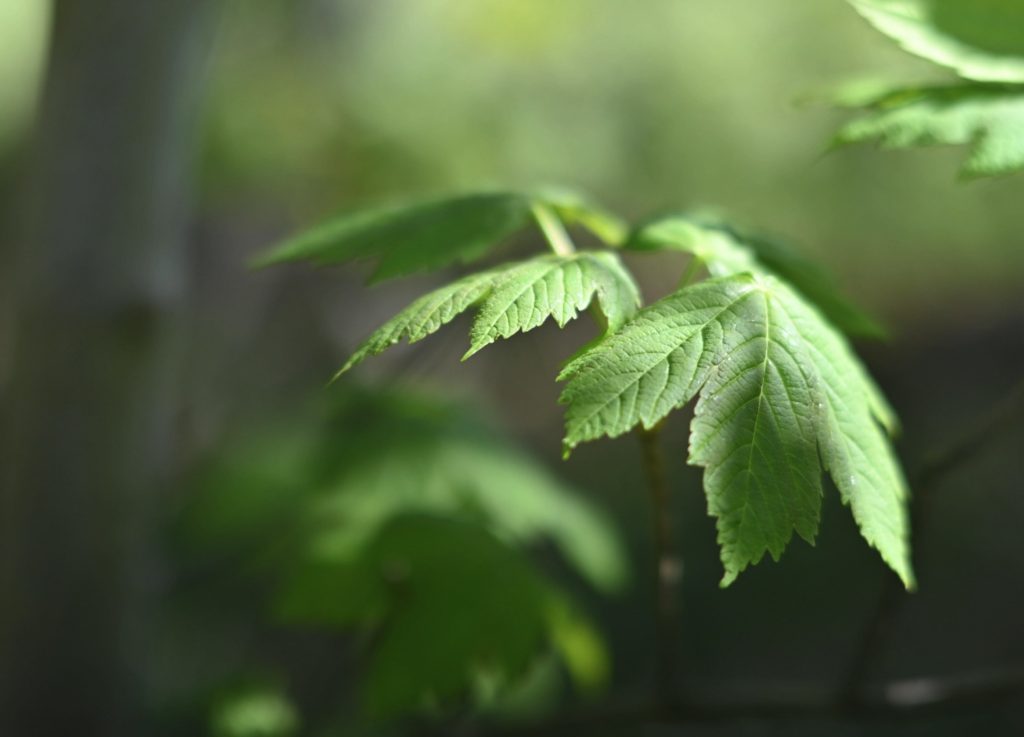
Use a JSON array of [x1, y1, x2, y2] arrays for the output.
[[560, 275, 912, 586], [338, 251, 640, 374], [835, 82, 1024, 177], [627, 216, 887, 338], [849, 0, 1024, 83]]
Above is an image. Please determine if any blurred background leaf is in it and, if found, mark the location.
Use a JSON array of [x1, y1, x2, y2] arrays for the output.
[[176, 386, 623, 723]]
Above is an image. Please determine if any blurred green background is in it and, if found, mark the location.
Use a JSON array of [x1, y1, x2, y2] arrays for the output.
[[1, 1, 1022, 736]]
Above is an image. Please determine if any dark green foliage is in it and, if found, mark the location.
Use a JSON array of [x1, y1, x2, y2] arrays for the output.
[[180, 387, 621, 717]]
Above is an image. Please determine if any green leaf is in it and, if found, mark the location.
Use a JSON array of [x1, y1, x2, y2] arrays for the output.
[[338, 251, 640, 374], [560, 275, 912, 587], [255, 189, 625, 280], [346, 515, 578, 719], [184, 387, 623, 719], [298, 409, 629, 594], [628, 216, 887, 338], [183, 386, 629, 594], [849, 0, 1024, 83], [835, 82, 1024, 177]]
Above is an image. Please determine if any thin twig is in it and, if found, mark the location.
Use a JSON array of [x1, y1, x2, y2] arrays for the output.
[[636, 425, 680, 713], [531, 204, 576, 257], [839, 375, 1024, 708], [471, 668, 1024, 737]]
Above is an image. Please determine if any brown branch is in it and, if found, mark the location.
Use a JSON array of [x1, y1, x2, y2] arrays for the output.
[[636, 425, 681, 714]]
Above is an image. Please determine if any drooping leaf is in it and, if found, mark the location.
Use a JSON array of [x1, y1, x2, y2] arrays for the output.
[[834, 82, 1024, 177], [182, 387, 623, 718], [338, 251, 640, 374], [299, 399, 629, 594], [255, 189, 624, 280], [182, 386, 628, 594], [560, 274, 912, 586], [849, 0, 1024, 83], [628, 216, 887, 338], [328, 515, 602, 719]]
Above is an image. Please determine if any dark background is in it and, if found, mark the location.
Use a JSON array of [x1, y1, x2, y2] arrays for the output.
[[1, 1, 1022, 735]]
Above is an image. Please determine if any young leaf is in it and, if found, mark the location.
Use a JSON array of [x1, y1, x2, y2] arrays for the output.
[[465, 251, 640, 358], [628, 217, 887, 338], [834, 83, 1024, 177], [339, 252, 640, 374], [255, 189, 624, 280], [560, 274, 912, 587], [849, 0, 1024, 83]]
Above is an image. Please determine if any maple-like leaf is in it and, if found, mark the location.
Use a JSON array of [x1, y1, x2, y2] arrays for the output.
[[628, 216, 887, 337], [560, 274, 912, 587], [337, 251, 640, 375], [835, 82, 1024, 177]]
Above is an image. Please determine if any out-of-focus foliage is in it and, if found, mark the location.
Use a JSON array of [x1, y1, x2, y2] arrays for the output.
[[850, 0, 1024, 82], [210, 684, 299, 737], [0, 0, 50, 154], [628, 215, 887, 338], [179, 386, 624, 719], [280, 514, 607, 717], [837, 0, 1024, 177], [835, 82, 1024, 177], [199, 0, 1024, 309]]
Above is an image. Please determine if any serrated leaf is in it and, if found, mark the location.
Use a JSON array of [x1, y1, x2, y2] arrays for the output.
[[835, 82, 1024, 177], [255, 189, 625, 280], [627, 216, 887, 338], [849, 0, 1024, 83], [339, 252, 640, 374], [560, 275, 912, 586]]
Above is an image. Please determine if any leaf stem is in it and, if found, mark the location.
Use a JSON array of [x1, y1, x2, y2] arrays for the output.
[[637, 425, 681, 713], [532, 204, 576, 258], [677, 255, 703, 289]]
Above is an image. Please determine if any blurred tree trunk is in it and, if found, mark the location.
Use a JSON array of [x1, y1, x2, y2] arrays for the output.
[[0, 2, 217, 735]]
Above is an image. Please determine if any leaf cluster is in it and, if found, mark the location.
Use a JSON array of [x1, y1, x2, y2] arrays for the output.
[[260, 189, 914, 589], [836, 0, 1024, 177], [179, 387, 623, 719]]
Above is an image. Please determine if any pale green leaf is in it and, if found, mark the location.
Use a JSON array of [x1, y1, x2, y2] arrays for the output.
[[560, 275, 912, 586], [835, 82, 1024, 177], [255, 189, 625, 280], [850, 0, 1024, 83], [627, 216, 887, 338], [465, 251, 640, 358], [338, 252, 640, 373]]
